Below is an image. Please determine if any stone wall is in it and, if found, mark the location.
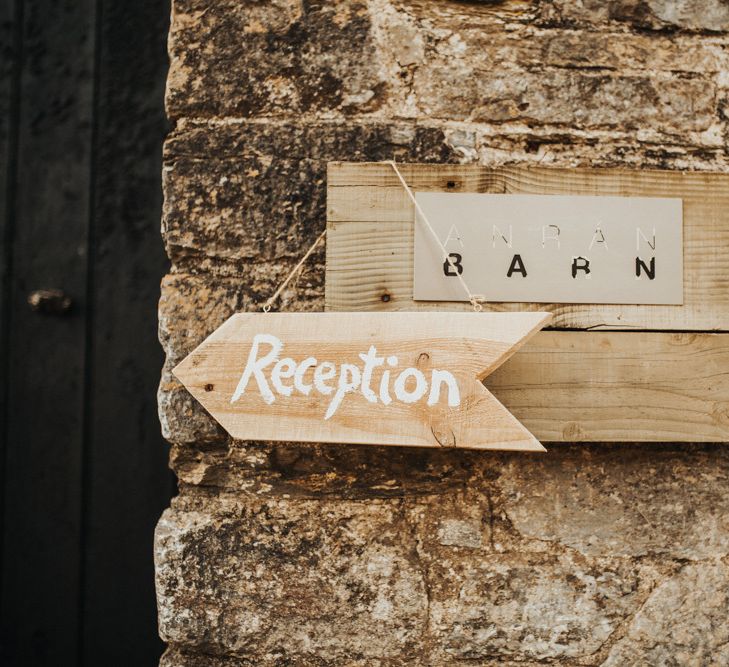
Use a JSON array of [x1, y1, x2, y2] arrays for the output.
[[156, 2, 729, 665]]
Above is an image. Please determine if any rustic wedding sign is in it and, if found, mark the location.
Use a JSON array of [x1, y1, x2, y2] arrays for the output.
[[414, 192, 683, 304], [173, 312, 552, 451], [326, 162, 729, 443]]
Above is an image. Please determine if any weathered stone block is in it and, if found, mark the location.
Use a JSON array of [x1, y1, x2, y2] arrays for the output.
[[603, 561, 729, 665], [416, 68, 716, 131], [162, 121, 456, 273], [156, 498, 429, 663], [167, 0, 383, 119], [498, 445, 729, 560], [426, 555, 658, 661], [156, 468, 729, 665], [158, 274, 246, 445], [542, 0, 729, 32]]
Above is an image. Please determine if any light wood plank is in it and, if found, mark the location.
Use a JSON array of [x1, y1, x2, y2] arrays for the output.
[[173, 312, 552, 452], [488, 331, 729, 442], [176, 317, 729, 444], [326, 162, 729, 331]]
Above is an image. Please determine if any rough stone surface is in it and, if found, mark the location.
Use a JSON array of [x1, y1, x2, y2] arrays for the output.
[[158, 1, 729, 664]]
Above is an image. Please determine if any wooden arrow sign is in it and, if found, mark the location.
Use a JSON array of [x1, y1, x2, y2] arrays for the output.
[[173, 312, 552, 451]]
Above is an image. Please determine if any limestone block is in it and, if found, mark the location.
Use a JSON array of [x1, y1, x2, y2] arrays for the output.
[[370, 2, 723, 133], [603, 561, 729, 665], [158, 274, 246, 445], [498, 445, 729, 560], [156, 498, 429, 663], [167, 0, 383, 119], [415, 68, 715, 131], [169, 437, 474, 499], [162, 121, 455, 273], [424, 554, 658, 661], [542, 0, 729, 32], [154, 493, 664, 665]]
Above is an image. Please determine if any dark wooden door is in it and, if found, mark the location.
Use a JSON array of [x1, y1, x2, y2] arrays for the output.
[[0, 1, 174, 664]]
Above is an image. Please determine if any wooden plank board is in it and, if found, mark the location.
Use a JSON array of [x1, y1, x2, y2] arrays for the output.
[[0, 0, 19, 612], [326, 162, 729, 331], [175, 314, 729, 444], [488, 331, 729, 442], [173, 312, 553, 452], [0, 1, 95, 664]]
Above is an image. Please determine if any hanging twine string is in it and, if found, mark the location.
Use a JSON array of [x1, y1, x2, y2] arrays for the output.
[[262, 230, 326, 312], [386, 160, 484, 311], [261, 160, 485, 312]]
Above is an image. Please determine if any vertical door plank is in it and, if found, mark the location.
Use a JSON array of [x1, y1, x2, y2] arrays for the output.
[[0, 4, 20, 662], [0, 1, 19, 352], [80, 1, 172, 664], [0, 0, 96, 664]]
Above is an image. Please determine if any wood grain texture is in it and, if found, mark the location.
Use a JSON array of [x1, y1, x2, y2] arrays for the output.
[[0, 3, 19, 632], [1, 1, 95, 663], [488, 331, 729, 442], [173, 312, 552, 452], [326, 162, 729, 331]]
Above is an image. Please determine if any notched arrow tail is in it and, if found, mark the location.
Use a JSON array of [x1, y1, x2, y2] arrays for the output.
[[463, 312, 552, 452], [467, 383, 546, 452]]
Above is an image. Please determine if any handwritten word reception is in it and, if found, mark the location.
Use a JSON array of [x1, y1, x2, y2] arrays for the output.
[[173, 312, 552, 451], [232, 335, 462, 420], [413, 192, 683, 304]]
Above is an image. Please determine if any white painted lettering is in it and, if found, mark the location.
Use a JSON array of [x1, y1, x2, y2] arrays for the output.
[[636, 226, 656, 251], [443, 224, 464, 247], [293, 356, 317, 395], [492, 224, 513, 248], [325, 364, 362, 420], [379, 370, 392, 405], [589, 225, 608, 250], [232, 339, 463, 418], [427, 369, 460, 407], [358, 346, 384, 403], [314, 362, 336, 396], [394, 368, 428, 404], [271, 358, 296, 396], [231, 333, 281, 404], [542, 224, 561, 249]]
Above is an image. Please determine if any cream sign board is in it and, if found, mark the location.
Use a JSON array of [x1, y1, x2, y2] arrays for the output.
[[414, 192, 683, 304], [173, 312, 551, 452]]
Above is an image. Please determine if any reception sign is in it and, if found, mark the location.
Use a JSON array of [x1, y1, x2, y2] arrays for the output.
[[173, 312, 552, 451]]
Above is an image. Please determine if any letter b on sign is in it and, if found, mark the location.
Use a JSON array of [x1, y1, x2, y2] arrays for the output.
[[443, 253, 463, 277]]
